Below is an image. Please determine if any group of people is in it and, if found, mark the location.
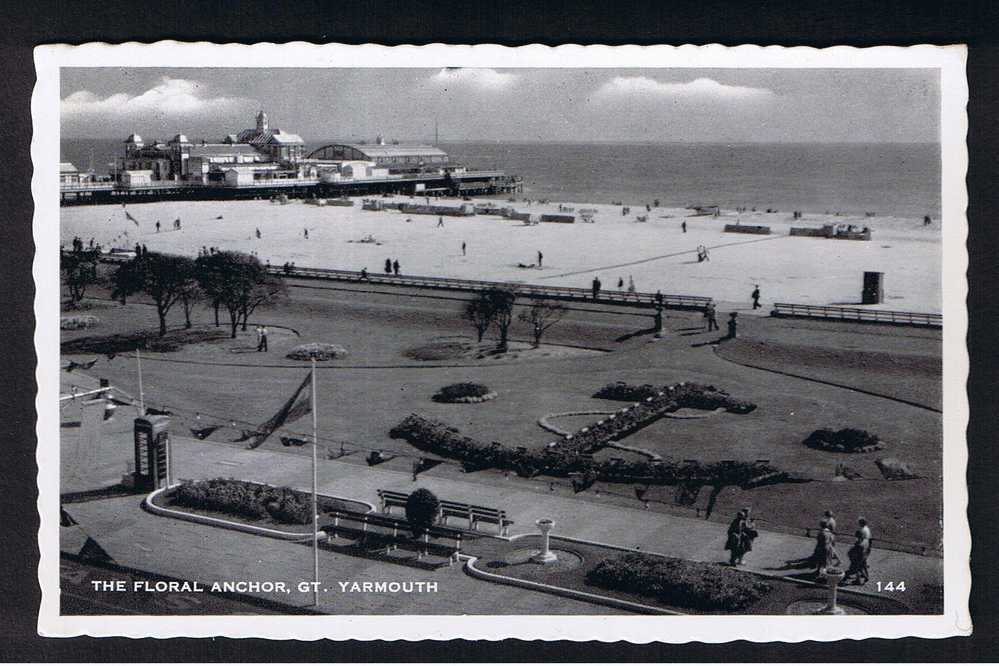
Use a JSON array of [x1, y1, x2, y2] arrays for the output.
[[727, 508, 873, 585], [383, 258, 402, 276]]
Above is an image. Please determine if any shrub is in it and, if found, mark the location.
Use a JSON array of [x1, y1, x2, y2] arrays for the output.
[[405, 488, 440, 537], [593, 382, 659, 401], [433, 382, 494, 403], [60, 314, 100, 330], [803, 428, 883, 453], [172, 479, 337, 525], [586, 552, 771, 611], [286, 342, 348, 361]]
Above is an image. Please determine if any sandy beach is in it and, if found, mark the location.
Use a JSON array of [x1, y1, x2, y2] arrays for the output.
[[61, 195, 942, 313]]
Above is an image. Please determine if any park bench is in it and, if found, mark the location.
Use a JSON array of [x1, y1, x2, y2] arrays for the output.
[[376, 489, 513, 536], [326, 508, 464, 563]]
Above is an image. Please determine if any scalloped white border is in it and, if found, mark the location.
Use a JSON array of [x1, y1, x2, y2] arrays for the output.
[[33, 42, 969, 642]]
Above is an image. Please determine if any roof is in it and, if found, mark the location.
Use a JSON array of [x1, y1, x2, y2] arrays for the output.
[[169, 134, 190, 144], [188, 144, 261, 157], [124, 133, 143, 144], [352, 144, 447, 159], [237, 128, 305, 146], [59, 162, 78, 173]]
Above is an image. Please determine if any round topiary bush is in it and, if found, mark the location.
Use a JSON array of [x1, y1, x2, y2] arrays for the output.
[[60, 314, 100, 330], [286, 342, 348, 361], [803, 428, 884, 453], [432, 382, 497, 404], [405, 487, 440, 537]]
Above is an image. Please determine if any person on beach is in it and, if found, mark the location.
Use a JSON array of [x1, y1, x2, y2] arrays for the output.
[[304, 228, 309, 239], [845, 517, 872, 585], [437, 216, 444, 228], [751, 285, 761, 309], [591, 276, 602, 300], [705, 302, 719, 331], [393, 259, 400, 276], [924, 214, 932, 226], [384, 258, 393, 274], [681, 220, 687, 233], [627, 275, 636, 293], [155, 221, 161, 233], [537, 250, 543, 267], [462, 241, 467, 256], [255, 228, 261, 239], [617, 277, 624, 289], [360, 267, 368, 280]]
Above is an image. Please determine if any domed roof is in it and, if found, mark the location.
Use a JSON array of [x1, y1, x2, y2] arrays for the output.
[[170, 133, 190, 144], [124, 133, 143, 144]]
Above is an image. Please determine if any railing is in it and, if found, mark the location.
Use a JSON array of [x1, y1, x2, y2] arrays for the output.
[[270, 265, 712, 311], [771, 303, 941, 327]]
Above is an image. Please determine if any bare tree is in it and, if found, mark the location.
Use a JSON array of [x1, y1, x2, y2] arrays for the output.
[[518, 298, 568, 347], [196, 251, 286, 339], [110, 252, 195, 336], [485, 287, 517, 351], [61, 248, 100, 308], [464, 293, 495, 342]]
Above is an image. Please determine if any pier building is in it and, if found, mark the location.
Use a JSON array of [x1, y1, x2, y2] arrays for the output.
[[61, 111, 521, 204]]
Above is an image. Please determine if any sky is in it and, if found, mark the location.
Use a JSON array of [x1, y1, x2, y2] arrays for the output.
[[60, 68, 940, 144]]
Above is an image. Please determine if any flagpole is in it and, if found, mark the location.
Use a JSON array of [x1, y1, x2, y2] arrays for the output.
[[136, 348, 145, 415], [311, 358, 319, 607]]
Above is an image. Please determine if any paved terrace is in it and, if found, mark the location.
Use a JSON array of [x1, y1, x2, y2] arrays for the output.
[[62, 432, 941, 614]]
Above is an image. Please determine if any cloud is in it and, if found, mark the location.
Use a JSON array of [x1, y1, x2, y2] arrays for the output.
[[594, 76, 775, 101], [61, 77, 253, 119], [429, 68, 518, 91]]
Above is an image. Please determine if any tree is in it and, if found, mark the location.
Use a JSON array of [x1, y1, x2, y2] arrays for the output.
[[484, 287, 517, 351], [178, 278, 202, 329], [518, 298, 568, 347], [196, 251, 287, 339], [405, 488, 440, 538], [61, 248, 100, 308], [110, 252, 195, 336], [464, 293, 495, 342]]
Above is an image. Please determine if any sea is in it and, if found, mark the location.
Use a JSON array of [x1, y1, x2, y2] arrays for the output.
[[61, 139, 940, 219]]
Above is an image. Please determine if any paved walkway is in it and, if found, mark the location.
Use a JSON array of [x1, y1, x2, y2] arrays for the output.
[[62, 434, 941, 612]]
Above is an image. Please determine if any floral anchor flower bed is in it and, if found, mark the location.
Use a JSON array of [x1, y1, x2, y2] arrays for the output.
[[390, 383, 787, 487]]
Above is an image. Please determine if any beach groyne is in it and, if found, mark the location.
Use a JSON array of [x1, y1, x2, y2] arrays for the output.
[[723, 224, 770, 235]]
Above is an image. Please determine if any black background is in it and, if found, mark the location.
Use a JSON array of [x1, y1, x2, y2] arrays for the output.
[[1, 0, 997, 661]]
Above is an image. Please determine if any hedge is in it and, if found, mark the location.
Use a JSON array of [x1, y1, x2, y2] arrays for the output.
[[586, 552, 771, 612], [172, 478, 343, 525], [433, 383, 495, 403], [593, 381, 659, 402]]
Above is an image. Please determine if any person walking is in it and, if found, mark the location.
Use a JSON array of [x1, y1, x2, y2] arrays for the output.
[[155, 221, 161, 233], [254, 325, 263, 350], [725, 507, 758, 566], [845, 517, 872, 585], [727, 311, 738, 339], [462, 241, 466, 256], [537, 250, 543, 267], [681, 220, 687, 233], [304, 227, 309, 239], [812, 519, 841, 577], [385, 258, 393, 274], [751, 284, 762, 310], [255, 227, 261, 239], [437, 216, 444, 228], [705, 302, 720, 331], [591, 276, 602, 300], [823, 510, 837, 534], [617, 277, 624, 289], [392, 259, 400, 276]]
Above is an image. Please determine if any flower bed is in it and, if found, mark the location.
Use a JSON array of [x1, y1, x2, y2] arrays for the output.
[[169, 478, 351, 525], [803, 428, 883, 453], [585, 552, 771, 612], [390, 381, 783, 487], [286, 342, 348, 361], [432, 383, 497, 404], [60, 314, 100, 330]]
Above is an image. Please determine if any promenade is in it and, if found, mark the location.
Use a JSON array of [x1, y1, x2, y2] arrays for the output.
[[62, 431, 941, 614]]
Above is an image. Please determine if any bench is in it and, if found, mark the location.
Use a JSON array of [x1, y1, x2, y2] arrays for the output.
[[376, 489, 514, 536]]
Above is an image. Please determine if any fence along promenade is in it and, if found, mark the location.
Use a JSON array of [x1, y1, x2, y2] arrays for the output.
[[270, 265, 712, 311], [771, 303, 942, 328]]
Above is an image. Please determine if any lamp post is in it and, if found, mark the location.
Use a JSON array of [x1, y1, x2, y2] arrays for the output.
[[532, 518, 557, 564]]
